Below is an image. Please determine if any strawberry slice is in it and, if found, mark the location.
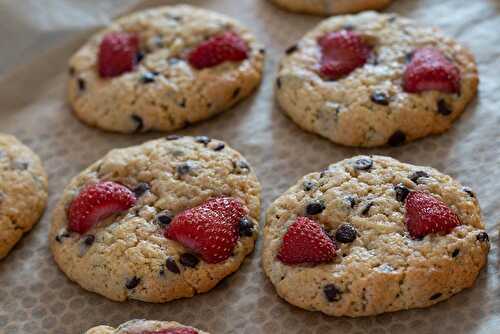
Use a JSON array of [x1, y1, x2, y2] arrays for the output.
[[277, 217, 336, 265], [405, 191, 461, 239], [98, 32, 140, 78], [165, 197, 247, 263], [143, 329, 198, 334], [187, 32, 249, 69], [403, 47, 461, 94], [318, 30, 372, 80], [68, 181, 137, 234]]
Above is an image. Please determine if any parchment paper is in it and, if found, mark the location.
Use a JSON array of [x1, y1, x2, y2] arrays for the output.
[[0, 0, 498, 333]]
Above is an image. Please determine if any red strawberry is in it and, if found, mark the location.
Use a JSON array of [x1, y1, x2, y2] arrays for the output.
[[187, 32, 249, 69], [405, 191, 461, 239], [68, 181, 137, 234], [277, 217, 336, 265], [403, 47, 461, 94], [165, 197, 247, 263], [98, 32, 139, 78], [144, 329, 198, 334], [318, 30, 372, 80]]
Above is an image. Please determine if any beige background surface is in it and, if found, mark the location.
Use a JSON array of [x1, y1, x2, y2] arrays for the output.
[[0, 0, 498, 333]]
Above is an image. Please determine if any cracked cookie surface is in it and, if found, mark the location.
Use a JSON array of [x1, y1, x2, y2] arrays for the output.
[[270, 0, 392, 15], [0, 133, 48, 260], [85, 319, 209, 334], [262, 155, 489, 317], [276, 12, 478, 147], [68, 5, 264, 133], [50, 136, 261, 302]]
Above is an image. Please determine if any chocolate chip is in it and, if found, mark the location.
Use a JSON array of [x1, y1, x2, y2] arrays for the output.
[[259, 48, 266, 54], [239, 217, 254, 237], [13, 161, 29, 170], [388, 16, 397, 23], [83, 235, 95, 246], [345, 196, 356, 208], [405, 52, 414, 63], [55, 231, 70, 243], [335, 224, 357, 243], [77, 78, 86, 91], [180, 253, 199, 268], [430, 292, 442, 300], [133, 183, 150, 197], [306, 201, 325, 215], [178, 98, 186, 108], [125, 276, 141, 289], [409, 171, 429, 184], [437, 99, 452, 116], [233, 160, 250, 174], [136, 52, 144, 63], [194, 136, 211, 145], [156, 212, 173, 226], [166, 135, 181, 140], [176, 163, 192, 176], [476, 232, 489, 242], [303, 180, 316, 191], [353, 157, 373, 171], [232, 87, 241, 99], [388, 130, 406, 146], [285, 44, 298, 54], [463, 187, 475, 198], [130, 115, 143, 132], [361, 202, 373, 216], [324, 284, 342, 302], [371, 91, 390, 106], [394, 184, 410, 202], [213, 143, 225, 151], [140, 72, 158, 84], [165, 257, 180, 274], [69, 67, 75, 76], [452, 249, 460, 257], [276, 77, 282, 89]]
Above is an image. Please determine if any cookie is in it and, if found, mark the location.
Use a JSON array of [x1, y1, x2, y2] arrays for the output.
[[276, 12, 478, 147], [0, 133, 48, 260], [84, 320, 209, 334], [270, 0, 392, 15], [262, 155, 489, 317], [50, 136, 261, 302], [68, 5, 264, 133]]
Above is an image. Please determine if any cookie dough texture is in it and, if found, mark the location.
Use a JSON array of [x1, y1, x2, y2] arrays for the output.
[[262, 155, 489, 317], [85, 320, 209, 334], [0, 133, 48, 260], [68, 5, 264, 133], [276, 12, 479, 147], [50, 136, 261, 302], [270, 0, 392, 15]]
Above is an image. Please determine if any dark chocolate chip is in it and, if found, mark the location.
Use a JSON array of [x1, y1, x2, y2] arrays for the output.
[[452, 249, 460, 257], [140, 72, 158, 84], [345, 196, 356, 209], [125, 276, 141, 289], [136, 52, 144, 63], [259, 48, 266, 54], [133, 183, 150, 197], [77, 78, 86, 91], [69, 67, 75, 76], [166, 135, 181, 140], [131, 115, 144, 132], [213, 143, 225, 151], [335, 224, 357, 243], [303, 180, 316, 191], [156, 212, 173, 226], [165, 257, 180, 274], [55, 231, 70, 243], [353, 157, 373, 171], [388, 16, 397, 23], [405, 52, 414, 63], [178, 98, 186, 108], [239, 217, 254, 237], [83, 235, 95, 246], [437, 99, 452, 116], [194, 136, 211, 145], [388, 130, 406, 146], [13, 161, 29, 170], [232, 87, 241, 99], [276, 77, 282, 89], [176, 163, 192, 176], [324, 284, 342, 302], [320, 169, 329, 178], [430, 292, 442, 300], [463, 187, 475, 198], [285, 44, 298, 54], [394, 184, 410, 202], [233, 160, 250, 174], [306, 201, 325, 215], [371, 91, 390, 106], [409, 171, 429, 184], [476, 232, 489, 242], [361, 202, 373, 215], [180, 253, 199, 268]]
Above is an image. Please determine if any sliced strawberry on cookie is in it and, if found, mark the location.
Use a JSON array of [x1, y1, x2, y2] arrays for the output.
[[277, 217, 336, 265], [318, 30, 372, 80], [405, 191, 461, 239], [98, 32, 140, 78], [165, 197, 247, 263], [68, 181, 137, 234], [187, 31, 249, 69], [403, 47, 461, 94]]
